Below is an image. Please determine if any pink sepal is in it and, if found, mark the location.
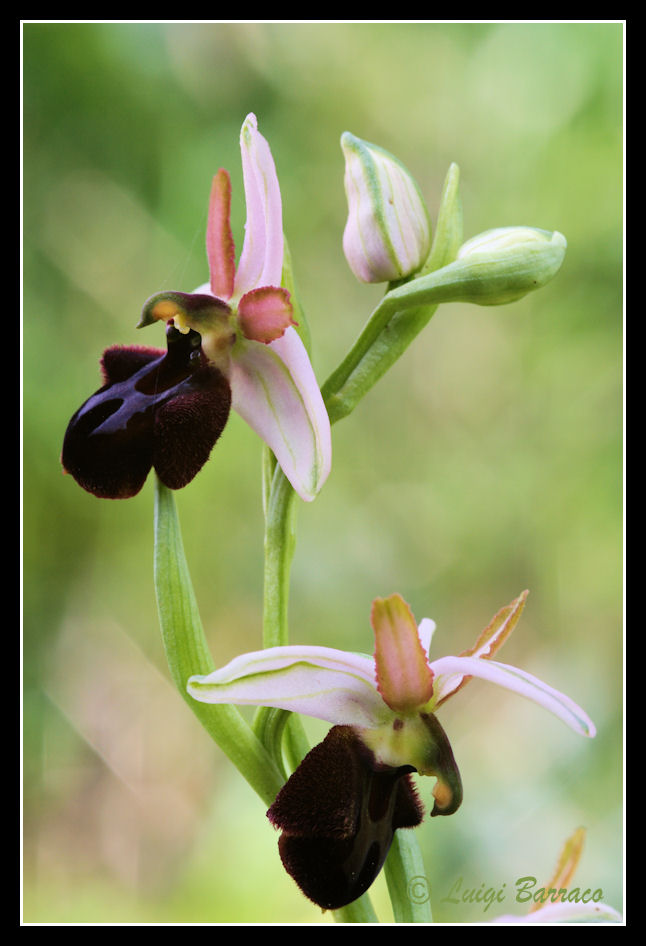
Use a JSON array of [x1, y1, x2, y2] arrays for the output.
[[371, 594, 434, 712], [206, 169, 236, 300], [233, 113, 285, 298], [237, 285, 296, 343]]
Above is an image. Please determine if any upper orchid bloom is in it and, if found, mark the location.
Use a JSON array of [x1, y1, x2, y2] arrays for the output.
[[187, 590, 595, 909], [140, 113, 331, 503], [62, 114, 331, 502]]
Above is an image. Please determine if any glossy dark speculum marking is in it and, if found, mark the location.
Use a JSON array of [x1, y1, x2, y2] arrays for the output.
[[62, 325, 231, 499]]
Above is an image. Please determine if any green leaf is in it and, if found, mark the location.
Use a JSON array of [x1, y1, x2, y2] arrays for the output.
[[421, 162, 462, 275], [153, 477, 284, 807]]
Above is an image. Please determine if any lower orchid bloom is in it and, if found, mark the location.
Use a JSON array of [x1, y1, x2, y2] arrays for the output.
[[494, 828, 622, 924], [62, 114, 331, 502], [187, 590, 595, 910]]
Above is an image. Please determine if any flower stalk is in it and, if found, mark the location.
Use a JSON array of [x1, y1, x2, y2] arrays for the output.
[[384, 830, 433, 922], [322, 162, 462, 424], [262, 463, 298, 650]]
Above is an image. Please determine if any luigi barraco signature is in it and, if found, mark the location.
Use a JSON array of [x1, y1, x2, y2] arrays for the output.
[[442, 875, 606, 914]]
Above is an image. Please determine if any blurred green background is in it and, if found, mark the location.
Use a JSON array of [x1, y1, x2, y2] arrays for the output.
[[23, 22, 623, 923]]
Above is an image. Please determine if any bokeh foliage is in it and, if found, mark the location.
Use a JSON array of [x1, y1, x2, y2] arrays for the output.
[[23, 22, 623, 923]]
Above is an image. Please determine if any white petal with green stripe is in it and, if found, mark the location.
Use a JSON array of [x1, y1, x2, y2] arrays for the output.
[[187, 644, 387, 729], [230, 328, 331, 502], [429, 655, 595, 737]]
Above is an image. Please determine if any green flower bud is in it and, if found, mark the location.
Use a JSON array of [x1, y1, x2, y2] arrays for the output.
[[383, 226, 567, 310], [341, 132, 431, 284], [453, 226, 567, 305]]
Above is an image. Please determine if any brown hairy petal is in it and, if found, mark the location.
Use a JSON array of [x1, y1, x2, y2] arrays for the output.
[[267, 725, 423, 910], [153, 366, 231, 490], [268, 726, 365, 840], [101, 345, 164, 384]]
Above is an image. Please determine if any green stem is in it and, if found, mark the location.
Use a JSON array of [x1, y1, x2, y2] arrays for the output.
[[257, 454, 316, 777], [384, 830, 433, 923], [282, 713, 313, 773], [334, 895, 379, 924], [259, 456, 379, 923], [320, 290, 403, 422], [250, 706, 289, 780], [262, 462, 297, 649], [153, 477, 284, 807], [322, 303, 438, 425]]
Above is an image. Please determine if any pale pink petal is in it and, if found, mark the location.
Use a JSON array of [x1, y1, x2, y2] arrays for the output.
[[436, 591, 529, 707], [229, 327, 331, 501], [233, 113, 284, 298], [206, 169, 236, 300], [371, 594, 434, 712], [464, 590, 528, 660], [417, 617, 436, 656], [191, 280, 212, 295], [429, 655, 596, 737], [187, 645, 385, 728], [237, 286, 296, 343]]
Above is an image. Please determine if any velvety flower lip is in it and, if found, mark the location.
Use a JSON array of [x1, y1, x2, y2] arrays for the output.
[[61, 325, 231, 499], [267, 724, 423, 911], [188, 591, 595, 909], [139, 113, 331, 503]]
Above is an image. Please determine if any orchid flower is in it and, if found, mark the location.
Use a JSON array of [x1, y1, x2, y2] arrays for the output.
[[187, 590, 595, 910], [62, 114, 331, 502]]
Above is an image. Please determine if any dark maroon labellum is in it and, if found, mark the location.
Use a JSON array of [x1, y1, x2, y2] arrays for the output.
[[267, 725, 423, 911], [61, 325, 231, 499]]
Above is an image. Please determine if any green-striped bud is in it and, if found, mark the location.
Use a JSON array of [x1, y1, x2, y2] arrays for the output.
[[341, 132, 431, 284], [454, 226, 567, 305], [383, 226, 567, 311]]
